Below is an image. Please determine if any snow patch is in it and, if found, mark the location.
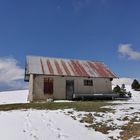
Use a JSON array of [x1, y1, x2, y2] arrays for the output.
[[0, 110, 107, 140], [0, 90, 28, 104], [112, 77, 133, 85]]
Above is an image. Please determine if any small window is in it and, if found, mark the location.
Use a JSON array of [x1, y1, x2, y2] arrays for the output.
[[44, 78, 53, 94], [84, 80, 93, 86]]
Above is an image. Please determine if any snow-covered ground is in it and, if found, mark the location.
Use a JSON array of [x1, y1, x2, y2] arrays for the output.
[[0, 90, 108, 140], [0, 110, 107, 140], [0, 90, 28, 104], [0, 78, 139, 140], [112, 77, 133, 86], [63, 83, 140, 140]]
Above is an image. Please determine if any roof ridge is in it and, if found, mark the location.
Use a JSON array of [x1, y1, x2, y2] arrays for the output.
[[26, 55, 103, 63]]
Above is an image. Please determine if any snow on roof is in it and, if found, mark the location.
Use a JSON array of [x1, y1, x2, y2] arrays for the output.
[[25, 55, 117, 80]]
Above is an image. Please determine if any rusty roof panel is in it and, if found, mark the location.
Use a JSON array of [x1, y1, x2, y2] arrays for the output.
[[46, 59, 54, 75], [25, 56, 117, 78], [61, 60, 71, 76], [68, 61, 77, 76], [40, 59, 45, 74], [54, 60, 63, 75], [77, 61, 90, 77]]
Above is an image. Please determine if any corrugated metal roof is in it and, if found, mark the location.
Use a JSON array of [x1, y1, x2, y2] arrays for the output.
[[25, 56, 117, 79]]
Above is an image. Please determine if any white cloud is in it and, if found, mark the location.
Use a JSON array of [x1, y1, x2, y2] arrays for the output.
[[0, 57, 24, 82], [0, 57, 27, 91], [118, 44, 140, 60]]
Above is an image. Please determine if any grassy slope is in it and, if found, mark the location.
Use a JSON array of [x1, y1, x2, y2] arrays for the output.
[[0, 101, 139, 139], [0, 101, 112, 112]]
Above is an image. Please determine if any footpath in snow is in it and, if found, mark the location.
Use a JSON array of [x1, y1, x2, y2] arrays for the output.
[[0, 90, 108, 140], [0, 110, 107, 140]]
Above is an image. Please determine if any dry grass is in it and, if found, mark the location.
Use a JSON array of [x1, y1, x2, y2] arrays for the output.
[[0, 101, 113, 112], [88, 123, 117, 134], [120, 122, 140, 140], [80, 113, 94, 124], [122, 116, 130, 121]]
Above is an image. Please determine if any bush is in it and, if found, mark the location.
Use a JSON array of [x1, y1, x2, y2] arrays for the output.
[[121, 84, 125, 89], [113, 84, 132, 98], [113, 85, 121, 93], [131, 79, 140, 90]]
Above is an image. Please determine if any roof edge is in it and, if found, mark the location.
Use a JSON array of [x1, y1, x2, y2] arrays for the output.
[[26, 55, 104, 63]]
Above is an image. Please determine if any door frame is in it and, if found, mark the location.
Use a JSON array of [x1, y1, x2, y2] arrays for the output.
[[66, 80, 74, 100]]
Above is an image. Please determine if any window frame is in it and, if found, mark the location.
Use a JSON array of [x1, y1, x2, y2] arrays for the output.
[[84, 79, 93, 86]]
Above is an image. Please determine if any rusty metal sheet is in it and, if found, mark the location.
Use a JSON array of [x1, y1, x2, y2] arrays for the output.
[[47, 59, 54, 75], [25, 56, 117, 78], [61, 60, 71, 76], [54, 60, 63, 75]]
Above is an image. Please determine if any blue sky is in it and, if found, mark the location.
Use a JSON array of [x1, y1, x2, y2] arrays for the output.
[[0, 0, 140, 90]]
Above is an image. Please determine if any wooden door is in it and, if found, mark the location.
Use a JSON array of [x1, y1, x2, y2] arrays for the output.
[[44, 78, 53, 94], [66, 80, 74, 100]]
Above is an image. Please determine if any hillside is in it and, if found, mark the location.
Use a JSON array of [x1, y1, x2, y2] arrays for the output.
[[0, 90, 28, 104], [0, 78, 139, 140]]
